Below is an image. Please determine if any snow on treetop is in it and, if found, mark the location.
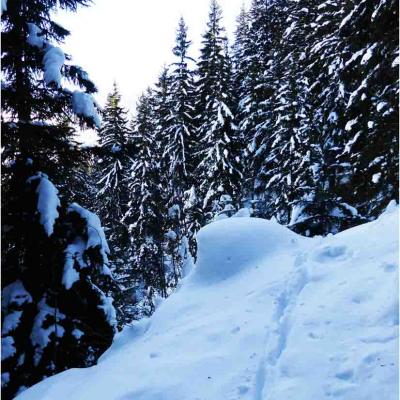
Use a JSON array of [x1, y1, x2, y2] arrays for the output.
[[27, 172, 60, 236]]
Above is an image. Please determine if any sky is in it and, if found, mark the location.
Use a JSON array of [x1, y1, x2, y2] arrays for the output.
[[55, 0, 250, 114]]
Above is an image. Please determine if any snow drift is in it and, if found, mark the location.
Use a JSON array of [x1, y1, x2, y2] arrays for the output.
[[17, 204, 399, 400]]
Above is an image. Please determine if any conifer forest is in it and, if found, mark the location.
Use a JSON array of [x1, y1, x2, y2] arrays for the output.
[[1, 0, 399, 399]]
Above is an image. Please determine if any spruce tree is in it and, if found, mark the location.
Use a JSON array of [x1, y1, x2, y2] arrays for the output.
[[195, 0, 242, 221], [95, 83, 131, 326], [335, 0, 399, 218], [162, 17, 197, 270], [124, 91, 167, 317], [2, 168, 116, 399], [1, 1, 115, 397]]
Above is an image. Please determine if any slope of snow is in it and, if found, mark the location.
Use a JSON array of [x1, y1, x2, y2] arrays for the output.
[[17, 205, 399, 400]]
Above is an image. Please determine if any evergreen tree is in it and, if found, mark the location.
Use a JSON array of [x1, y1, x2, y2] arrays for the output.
[[1, 1, 115, 397], [162, 18, 197, 270], [195, 0, 242, 221], [95, 83, 131, 326], [124, 91, 167, 317], [232, 6, 253, 203], [334, 0, 399, 218], [2, 168, 115, 399]]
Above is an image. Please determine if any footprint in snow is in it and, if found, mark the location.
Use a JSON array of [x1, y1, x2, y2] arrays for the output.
[[237, 385, 250, 395], [335, 369, 354, 381], [381, 261, 397, 272], [313, 245, 349, 263]]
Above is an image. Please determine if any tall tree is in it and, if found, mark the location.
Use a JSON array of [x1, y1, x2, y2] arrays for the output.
[[95, 83, 131, 326], [1, 1, 115, 397], [195, 0, 242, 221], [124, 91, 167, 317], [162, 18, 197, 270], [334, 0, 399, 218]]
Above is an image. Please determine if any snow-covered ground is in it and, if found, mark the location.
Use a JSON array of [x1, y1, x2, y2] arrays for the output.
[[17, 204, 399, 400]]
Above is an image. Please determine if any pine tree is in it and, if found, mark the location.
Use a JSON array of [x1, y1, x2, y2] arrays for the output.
[[1, 1, 115, 397], [95, 83, 131, 326], [232, 6, 253, 203], [334, 0, 399, 218], [234, 0, 284, 218], [195, 0, 242, 221], [161, 18, 197, 270], [2, 169, 115, 399], [124, 91, 167, 317]]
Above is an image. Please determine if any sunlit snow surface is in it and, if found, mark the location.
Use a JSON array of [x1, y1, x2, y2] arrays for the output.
[[18, 204, 399, 400]]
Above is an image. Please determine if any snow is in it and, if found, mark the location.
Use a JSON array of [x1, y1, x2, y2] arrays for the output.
[[344, 118, 358, 131], [284, 21, 296, 38], [2, 311, 23, 335], [2, 372, 10, 387], [98, 294, 117, 330], [377, 101, 387, 112], [2, 280, 33, 311], [43, 45, 65, 87], [27, 23, 45, 48], [164, 229, 177, 241], [1, 0, 6, 15], [71, 329, 84, 340], [232, 208, 252, 218], [327, 111, 338, 122], [1, 336, 16, 361], [168, 204, 180, 219], [67, 203, 111, 273], [30, 298, 66, 350], [339, 8, 356, 29], [361, 44, 376, 65], [63, 239, 85, 290], [17, 206, 399, 400], [27, 172, 60, 236], [72, 91, 101, 128], [27, 24, 65, 87], [30, 298, 66, 366], [372, 172, 382, 184], [289, 203, 305, 226], [340, 202, 358, 216], [344, 132, 360, 153], [184, 186, 197, 209]]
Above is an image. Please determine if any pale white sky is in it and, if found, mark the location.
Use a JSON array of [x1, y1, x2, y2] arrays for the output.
[[55, 0, 250, 113]]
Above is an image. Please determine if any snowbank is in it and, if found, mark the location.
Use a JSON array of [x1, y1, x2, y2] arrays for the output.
[[193, 217, 300, 285], [17, 206, 399, 400]]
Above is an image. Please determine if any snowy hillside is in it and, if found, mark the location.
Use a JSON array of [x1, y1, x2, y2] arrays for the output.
[[18, 204, 399, 400]]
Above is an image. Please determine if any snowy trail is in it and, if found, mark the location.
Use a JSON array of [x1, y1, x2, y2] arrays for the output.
[[18, 206, 399, 400]]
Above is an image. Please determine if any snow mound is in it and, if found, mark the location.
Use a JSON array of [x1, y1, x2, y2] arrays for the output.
[[192, 217, 300, 285], [17, 206, 399, 400]]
